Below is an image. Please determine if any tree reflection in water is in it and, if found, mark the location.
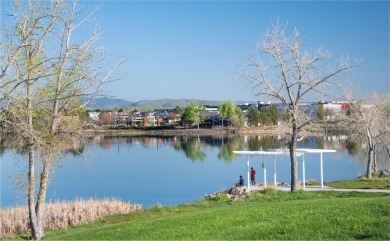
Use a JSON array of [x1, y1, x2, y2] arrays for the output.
[[2, 134, 388, 168], [218, 137, 245, 162], [172, 137, 206, 162]]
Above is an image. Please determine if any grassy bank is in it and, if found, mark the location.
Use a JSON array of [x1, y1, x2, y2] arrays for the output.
[[327, 178, 390, 189], [327, 170, 390, 189], [10, 190, 389, 240]]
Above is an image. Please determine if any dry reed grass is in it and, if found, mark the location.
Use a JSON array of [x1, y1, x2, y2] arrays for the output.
[[0, 198, 142, 235]]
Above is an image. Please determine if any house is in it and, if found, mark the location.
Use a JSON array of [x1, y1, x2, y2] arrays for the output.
[[88, 112, 100, 121], [130, 116, 144, 126], [237, 103, 257, 112], [321, 101, 350, 119], [257, 100, 351, 120], [143, 112, 157, 127]]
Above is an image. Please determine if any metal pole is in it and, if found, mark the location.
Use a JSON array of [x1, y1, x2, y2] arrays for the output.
[[247, 155, 250, 191], [263, 157, 267, 189], [302, 154, 306, 189], [320, 153, 324, 189], [273, 156, 277, 188]]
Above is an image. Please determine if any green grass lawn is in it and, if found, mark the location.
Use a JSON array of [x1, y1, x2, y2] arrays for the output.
[[32, 190, 390, 240], [327, 172, 390, 189], [327, 178, 390, 189]]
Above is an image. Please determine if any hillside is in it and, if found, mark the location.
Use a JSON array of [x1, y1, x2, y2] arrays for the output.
[[85, 97, 134, 110], [132, 99, 223, 109]]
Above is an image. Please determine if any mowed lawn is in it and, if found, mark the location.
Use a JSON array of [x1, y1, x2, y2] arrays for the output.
[[43, 190, 390, 240]]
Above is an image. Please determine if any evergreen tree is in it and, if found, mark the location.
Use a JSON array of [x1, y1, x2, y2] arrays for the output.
[[247, 107, 261, 126]]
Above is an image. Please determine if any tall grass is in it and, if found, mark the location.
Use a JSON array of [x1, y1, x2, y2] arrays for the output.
[[0, 198, 142, 235]]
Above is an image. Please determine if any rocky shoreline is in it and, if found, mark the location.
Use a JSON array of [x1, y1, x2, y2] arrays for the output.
[[205, 186, 251, 200]]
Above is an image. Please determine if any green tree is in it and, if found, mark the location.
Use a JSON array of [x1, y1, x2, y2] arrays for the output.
[[229, 106, 245, 129], [218, 101, 244, 128], [174, 106, 184, 115], [269, 105, 280, 125], [316, 104, 325, 120], [247, 107, 260, 126], [259, 105, 280, 126], [218, 101, 233, 128], [259, 108, 272, 126], [181, 103, 205, 129]]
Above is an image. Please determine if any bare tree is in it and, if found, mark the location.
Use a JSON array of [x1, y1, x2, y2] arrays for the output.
[[0, 0, 124, 239], [99, 112, 114, 125], [344, 92, 390, 178], [241, 21, 358, 191]]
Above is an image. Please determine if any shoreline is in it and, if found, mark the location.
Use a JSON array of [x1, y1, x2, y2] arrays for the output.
[[84, 126, 326, 137]]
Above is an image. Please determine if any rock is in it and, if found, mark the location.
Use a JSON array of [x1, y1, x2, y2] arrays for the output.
[[204, 193, 216, 199], [204, 186, 248, 201]]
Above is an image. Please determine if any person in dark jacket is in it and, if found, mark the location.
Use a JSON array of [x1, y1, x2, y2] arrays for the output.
[[235, 175, 244, 187]]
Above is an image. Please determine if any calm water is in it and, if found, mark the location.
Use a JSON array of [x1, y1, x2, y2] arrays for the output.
[[1, 135, 389, 209]]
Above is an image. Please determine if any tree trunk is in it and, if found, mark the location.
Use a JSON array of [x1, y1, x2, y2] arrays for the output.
[[373, 145, 378, 173], [387, 146, 390, 158], [367, 146, 374, 178], [26, 77, 44, 240], [25, 47, 47, 239], [33, 158, 51, 240], [366, 128, 374, 179], [289, 122, 298, 191], [27, 147, 39, 239]]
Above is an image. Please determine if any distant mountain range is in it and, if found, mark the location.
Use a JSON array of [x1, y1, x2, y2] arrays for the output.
[[85, 97, 256, 110]]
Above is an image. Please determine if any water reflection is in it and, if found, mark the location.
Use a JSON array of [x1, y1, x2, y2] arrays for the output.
[[172, 138, 206, 162], [80, 135, 390, 169], [90, 135, 284, 163], [2, 134, 389, 167], [85, 135, 389, 167]]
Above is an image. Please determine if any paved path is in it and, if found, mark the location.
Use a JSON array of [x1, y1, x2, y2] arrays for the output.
[[245, 185, 390, 193]]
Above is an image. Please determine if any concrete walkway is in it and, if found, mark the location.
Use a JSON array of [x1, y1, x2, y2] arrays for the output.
[[205, 185, 390, 200], [245, 185, 390, 193]]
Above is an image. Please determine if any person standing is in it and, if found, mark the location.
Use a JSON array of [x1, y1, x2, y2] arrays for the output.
[[250, 167, 256, 185]]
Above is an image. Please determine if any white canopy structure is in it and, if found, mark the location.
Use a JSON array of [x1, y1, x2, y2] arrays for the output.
[[295, 148, 336, 189], [233, 148, 336, 190], [233, 150, 293, 191]]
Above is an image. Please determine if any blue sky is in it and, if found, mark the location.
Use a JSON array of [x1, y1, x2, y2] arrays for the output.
[[2, 1, 389, 102]]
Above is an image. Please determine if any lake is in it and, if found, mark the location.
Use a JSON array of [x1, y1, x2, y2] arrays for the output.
[[1, 135, 389, 209]]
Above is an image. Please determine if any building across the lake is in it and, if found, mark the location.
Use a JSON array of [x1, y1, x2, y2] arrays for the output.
[[87, 100, 351, 126], [257, 101, 351, 119]]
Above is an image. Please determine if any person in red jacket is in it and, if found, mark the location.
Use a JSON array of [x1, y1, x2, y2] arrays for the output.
[[250, 167, 256, 185]]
